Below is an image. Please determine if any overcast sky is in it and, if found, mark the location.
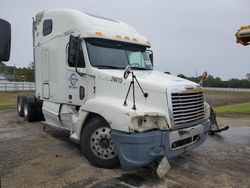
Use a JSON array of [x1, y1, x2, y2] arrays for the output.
[[1, 0, 250, 80]]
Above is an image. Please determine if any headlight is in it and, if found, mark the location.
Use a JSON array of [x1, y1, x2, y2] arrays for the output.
[[131, 115, 169, 132], [204, 102, 210, 120]]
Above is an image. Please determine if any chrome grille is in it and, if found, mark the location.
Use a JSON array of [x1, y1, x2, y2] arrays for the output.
[[171, 91, 204, 127]]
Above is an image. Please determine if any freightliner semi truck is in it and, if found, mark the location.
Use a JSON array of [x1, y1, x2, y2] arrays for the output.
[[16, 9, 211, 170]]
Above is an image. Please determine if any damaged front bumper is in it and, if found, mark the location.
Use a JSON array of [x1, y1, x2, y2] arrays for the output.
[[111, 119, 210, 169]]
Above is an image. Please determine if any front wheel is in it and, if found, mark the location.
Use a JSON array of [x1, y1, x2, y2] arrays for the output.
[[80, 116, 119, 169]]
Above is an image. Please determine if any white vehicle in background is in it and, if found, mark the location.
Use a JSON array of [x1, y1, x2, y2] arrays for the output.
[[17, 9, 211, 170]]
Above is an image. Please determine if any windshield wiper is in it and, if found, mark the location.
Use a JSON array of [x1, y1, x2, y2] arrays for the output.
[[95, 65, 125, 69], [131, 67, 149, 70]]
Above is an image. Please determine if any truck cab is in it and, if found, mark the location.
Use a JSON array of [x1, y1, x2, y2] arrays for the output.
[[18, 9, 211, 169]]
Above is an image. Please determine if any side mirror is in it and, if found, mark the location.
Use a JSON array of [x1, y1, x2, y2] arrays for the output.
[[0, 19, 11, 62], [123, 65, 131, 79], [202, 71, 208, 80], [147, 50, 153, 66], [199, 71, 208, 86], [68, 35, 80, 67]]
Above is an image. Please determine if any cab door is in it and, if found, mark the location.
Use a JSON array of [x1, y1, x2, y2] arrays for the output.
[[66, 35, 87, 105]]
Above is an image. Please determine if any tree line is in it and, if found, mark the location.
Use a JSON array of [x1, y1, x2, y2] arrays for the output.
[[1, 61, 250, 88], [177, 74, 250, 88], [0, 62, 34, 82]]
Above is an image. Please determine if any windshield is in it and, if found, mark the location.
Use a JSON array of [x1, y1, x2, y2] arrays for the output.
[[85, 38, 153, 70]]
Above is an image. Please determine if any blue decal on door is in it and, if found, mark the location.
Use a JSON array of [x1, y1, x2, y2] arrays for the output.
[[68, 73, 78, 89]]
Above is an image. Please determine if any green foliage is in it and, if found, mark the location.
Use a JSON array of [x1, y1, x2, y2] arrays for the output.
[[0, 91, 34, 109], [204, 90, 250, 107], [178, 74, 250, 88], [0, 92, 19, 109], [214, 103, 250, 115], [246, 73, 250, 81], [15, 67, 34, 82], [0, 62, 34, 82], [0, 62, 7, 72]]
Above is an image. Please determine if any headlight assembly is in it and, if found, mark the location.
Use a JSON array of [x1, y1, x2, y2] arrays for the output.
[[204, 102, 211, 120]]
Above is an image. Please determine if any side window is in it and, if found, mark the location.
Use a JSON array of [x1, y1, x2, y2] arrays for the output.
[[43, 19, 53, 36], [68, 40, 85, 68]]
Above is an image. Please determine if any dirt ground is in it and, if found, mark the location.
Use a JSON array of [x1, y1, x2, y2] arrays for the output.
[[0, 109, 250, 188]]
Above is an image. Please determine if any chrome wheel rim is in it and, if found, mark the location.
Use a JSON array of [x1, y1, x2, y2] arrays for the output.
[[24, 103, 28, 117], [90, 127, 116, 159], [18, 101, 21, 112]]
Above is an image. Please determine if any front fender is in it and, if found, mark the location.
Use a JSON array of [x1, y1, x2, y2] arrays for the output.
[[81, 97, 169, 133], [81, 97, 132, 132]]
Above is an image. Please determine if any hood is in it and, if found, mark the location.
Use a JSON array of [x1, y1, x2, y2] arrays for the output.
[[95, 69, 199, 93]]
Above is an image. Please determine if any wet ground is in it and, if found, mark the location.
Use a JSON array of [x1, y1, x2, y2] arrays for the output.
[[0, 109, 250, 188]]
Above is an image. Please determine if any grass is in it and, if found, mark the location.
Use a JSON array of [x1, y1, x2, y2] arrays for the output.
[[0, 91, 34, 109], [203, 90, 250, 107], [214, 102, 250, 115], [1, 90, 250, 116], [0, 92, 19, 109]]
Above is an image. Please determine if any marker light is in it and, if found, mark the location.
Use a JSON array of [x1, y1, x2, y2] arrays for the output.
[[116, 35, 122, 39], [124, 36, 130, 40], [95, 32, 102, 36]]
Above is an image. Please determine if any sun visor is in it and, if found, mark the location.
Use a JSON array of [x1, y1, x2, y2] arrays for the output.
[[0, 18, 11, 62]]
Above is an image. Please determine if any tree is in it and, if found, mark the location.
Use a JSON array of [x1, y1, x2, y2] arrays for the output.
[[182, 73, 250, 88], [28, 61, 35, 70], [246, 73, 250, 81], [0, 61, 7, 73]]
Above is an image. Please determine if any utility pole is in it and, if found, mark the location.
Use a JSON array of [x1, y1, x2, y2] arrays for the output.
[[14, 64, 16, 81]]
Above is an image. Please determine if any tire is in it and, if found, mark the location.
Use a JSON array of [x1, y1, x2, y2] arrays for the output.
[[17, 95, 26, 117], [36, 98, 44, 121], [80, 116, 120, 169], [23, 95, 37, 122]]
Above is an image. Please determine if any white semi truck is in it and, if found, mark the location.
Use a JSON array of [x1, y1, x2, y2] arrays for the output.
[[17, 9, 211, 169]]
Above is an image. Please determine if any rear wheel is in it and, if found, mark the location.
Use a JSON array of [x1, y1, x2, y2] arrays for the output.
[[36, 99, 44, 121], [17, 95, 25, 117], [80, 116, 119, 169], [23, 96, 37, 122]]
